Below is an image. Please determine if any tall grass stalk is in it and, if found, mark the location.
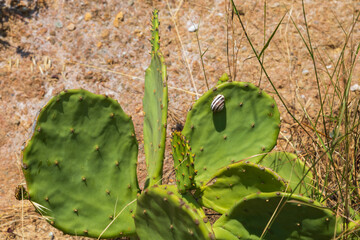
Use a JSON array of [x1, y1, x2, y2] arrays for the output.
[[230, 0, 360, 238]]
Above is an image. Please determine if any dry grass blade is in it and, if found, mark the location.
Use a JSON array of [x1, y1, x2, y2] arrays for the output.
[[165, 0, 200, 98]]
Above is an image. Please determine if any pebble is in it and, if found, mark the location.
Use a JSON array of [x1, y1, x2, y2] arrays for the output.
[[188, 23, 198, 32], [113, 11, 124, 27], [350, 84, 360, 92], [101, 29, 110, 39], [133, 29, 142, 37], [302, 69, 310, 75], [84, 12, 92, 21], [66, 23, 76, 31], [48, 37, 56, 45], [38, 28, 47, 35], [55, 21, 63, 29]]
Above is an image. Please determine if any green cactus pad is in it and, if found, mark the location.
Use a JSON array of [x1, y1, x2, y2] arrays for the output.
[[213, 227, 239, 240], [182, 82, 280, 186], [213, 192, 342, 240], [347, 220, 360, 238], [143, 9, 168, 187], [135, 185, 214, 240], [197, 161, 289, 214], [22, 89, 140, 238], [171, 131, 196, 193], [257, 152, 314, 196]]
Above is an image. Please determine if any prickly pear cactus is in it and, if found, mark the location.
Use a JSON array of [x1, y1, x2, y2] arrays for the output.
[[135, 185, 214, 240], [143, 9, 168, 187], [348, 220, 360, 237], [196, 161, 289, 214], [22, 89, 140, 238], [257, 151, 314, 196], [213, 192, 342, 240], [182, 82, 280, 186], [171, 131, 196, 193]]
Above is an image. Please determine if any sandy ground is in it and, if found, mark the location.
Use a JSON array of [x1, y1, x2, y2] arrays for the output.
[[0, 0, 359, 239]]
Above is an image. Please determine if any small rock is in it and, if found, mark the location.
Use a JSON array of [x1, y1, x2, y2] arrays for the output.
[[84, 12, 92, 21], [97, 42, 103, 48], [50, 30, 56, 36], [302, 69, 310, 75], [48, 37, 56, 45], [38, 28, 47, 35], [188, 24, 198, 32], [55, 21, 63, 29], [49, 232, 54, 240], [350, 84, 360, 92], [101, 29, 110, 39], [103, 13, 111, 21], [133, 29, 142, 38], [106, 58, 114, 65], [113, 11, 124, 27], [66, 23, 76, 31], [84, 71, 93, 80]]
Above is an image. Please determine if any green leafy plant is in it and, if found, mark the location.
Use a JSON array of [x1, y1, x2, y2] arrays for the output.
[[17, 8, 359, 240]]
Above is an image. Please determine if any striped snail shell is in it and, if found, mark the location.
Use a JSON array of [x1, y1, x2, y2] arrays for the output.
[[211, 94, 225, 112]]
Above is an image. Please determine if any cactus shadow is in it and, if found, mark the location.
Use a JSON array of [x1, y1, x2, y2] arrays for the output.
[[212, 106, 226, 132], [0, 1, 48, 51]]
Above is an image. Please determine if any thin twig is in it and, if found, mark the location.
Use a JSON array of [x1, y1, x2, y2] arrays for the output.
[[165, 0, 200, 98], [66, 61, 197, 96], [195, 20, 209, 90]]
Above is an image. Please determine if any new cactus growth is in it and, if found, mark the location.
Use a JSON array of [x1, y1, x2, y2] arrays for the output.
[[257, 151, 314, 196], [182, 82, 280, 186], [171, 131, 196, 193], [143, 9, 168, 187], [135, 185, 214, 240], [213, 192, 343, 240], [196, 161, 289, 214], [22, 90, 140, 238], [217, 73, 230, 85]]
